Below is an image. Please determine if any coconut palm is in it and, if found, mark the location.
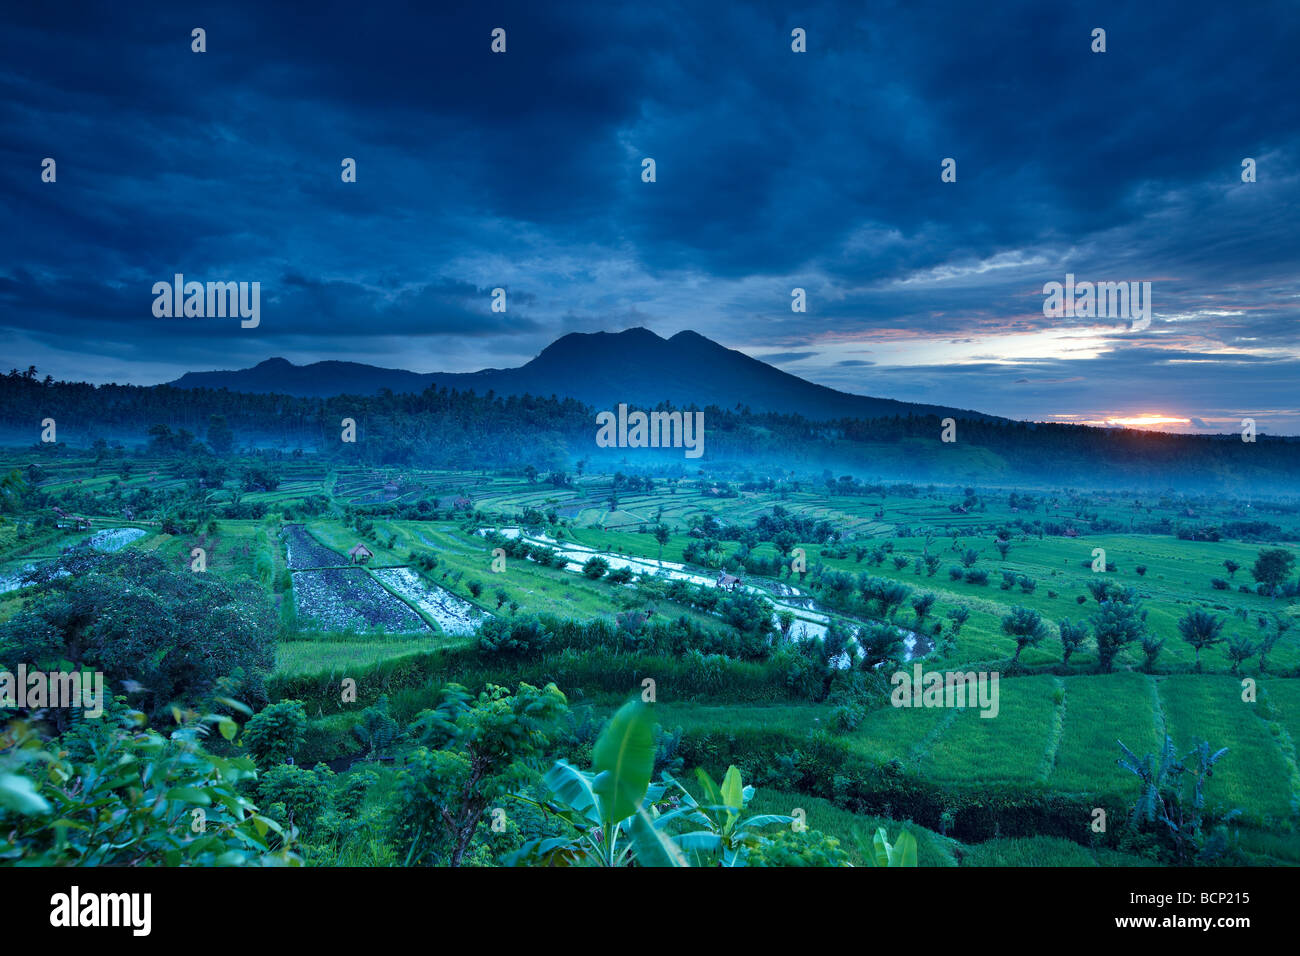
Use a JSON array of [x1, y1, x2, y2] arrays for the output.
[[1176, 608, 1225, 671]]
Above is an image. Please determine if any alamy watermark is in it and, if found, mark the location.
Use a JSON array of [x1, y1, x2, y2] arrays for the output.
[[0, 665, 105, 718], [595, 404, 704, 459], [152, 273, 260, 328], [50, 886, 151, 936], [1042, 274, 1151, 330], [890, 663, 1000, 718]]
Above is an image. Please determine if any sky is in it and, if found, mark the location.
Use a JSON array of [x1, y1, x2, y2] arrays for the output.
[[2, 1, 1299, 432]]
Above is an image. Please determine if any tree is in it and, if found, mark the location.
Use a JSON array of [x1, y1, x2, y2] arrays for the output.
[[1087, 579, 1124, 604], [1176, 608, 1225, 672], [719, 590, 776, 645], [856, 622, 904, 670], [1260, 614, 1291, 672], [1225, 634, 1256, 675], [1117, 737, 1237, 864], [582, 556, 609, 579], [240, 463, 281, 492], [243, 699, 307, 768], [653, 523, 671, 563], [394, 682, 568, 867], [1251, 548, 1295, 593], [947, 604, 970, 635], [1140, 633, 1166, 672], [0, 548, 275, 722], [1223, 559, 1240, 578], [1057, 619, 1088, 666], [206, 414, 234, 456], [1001, 606, 1048, 664], [862, 576, 911, 620], [256, 763, 332, 841], [910, 592, 936, 626], [776, 609, 795, 643], [773, 531, 797, 556], [1092, 597, 1147, 673]]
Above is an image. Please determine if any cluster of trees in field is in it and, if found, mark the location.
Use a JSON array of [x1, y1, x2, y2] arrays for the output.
[[7, 366, 1300, 487], [993, 581, 1294, 676]]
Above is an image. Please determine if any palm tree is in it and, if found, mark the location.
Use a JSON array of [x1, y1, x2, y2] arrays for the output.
[[1225, 633, 1255, 675], [1176, 608, 1225, 672]]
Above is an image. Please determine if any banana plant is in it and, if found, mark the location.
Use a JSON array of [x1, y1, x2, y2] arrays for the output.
[[653, 765, 794, 866], [512, 700, 687, 866], [856, 826, 918, 866]]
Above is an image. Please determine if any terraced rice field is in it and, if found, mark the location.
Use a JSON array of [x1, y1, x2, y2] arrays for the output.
[[373, 567, 485, 635], [284, 523, 351, 568], [87, 527, 149, 552], [292, 567, 429, 633]]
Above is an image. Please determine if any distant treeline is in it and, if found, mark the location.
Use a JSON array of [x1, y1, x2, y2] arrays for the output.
[[2, 367, 1298, 490]]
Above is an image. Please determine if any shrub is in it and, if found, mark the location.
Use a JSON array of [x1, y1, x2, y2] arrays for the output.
[[582, 556, 610, 579], [244, 699, 308, 768], [0, 708, 299, 866], [477, 616, 553, 656]]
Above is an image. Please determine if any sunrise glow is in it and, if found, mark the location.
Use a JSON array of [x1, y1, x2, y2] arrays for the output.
[[1084, 415, 1191, 427]]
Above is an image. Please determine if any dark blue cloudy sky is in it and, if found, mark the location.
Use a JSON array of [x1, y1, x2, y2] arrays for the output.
[[3, 1, 1299, 431]]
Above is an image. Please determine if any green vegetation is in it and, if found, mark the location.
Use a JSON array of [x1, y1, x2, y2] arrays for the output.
[[3, 444, 1300, 866]]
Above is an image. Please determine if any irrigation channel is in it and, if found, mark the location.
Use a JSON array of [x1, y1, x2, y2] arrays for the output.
[[485, 528, 933, 663]]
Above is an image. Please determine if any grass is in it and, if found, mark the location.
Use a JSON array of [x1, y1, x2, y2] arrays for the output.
[[917, 675, 1060, 784], [1157, 674, 1297, 824], [8, 455, 1300, 845], [1051, 671, 1163, 795], [958, 836, 1102, 867], [274, 638, 449, 677]]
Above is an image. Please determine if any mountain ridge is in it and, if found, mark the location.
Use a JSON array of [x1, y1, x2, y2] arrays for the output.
[[169, 327, 1004, 423]]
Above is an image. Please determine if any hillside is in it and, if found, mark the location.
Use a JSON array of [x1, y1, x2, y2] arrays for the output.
[[170, 328, 1002, 424]]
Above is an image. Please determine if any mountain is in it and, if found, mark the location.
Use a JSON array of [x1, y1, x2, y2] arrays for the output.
[[169, 328, 1003, 423]]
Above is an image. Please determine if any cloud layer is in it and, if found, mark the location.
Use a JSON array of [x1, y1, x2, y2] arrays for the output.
[[2, 0, 1298, 431]]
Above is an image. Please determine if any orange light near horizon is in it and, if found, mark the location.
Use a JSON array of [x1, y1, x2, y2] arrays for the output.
[[1073, 415, 1192, 427]]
